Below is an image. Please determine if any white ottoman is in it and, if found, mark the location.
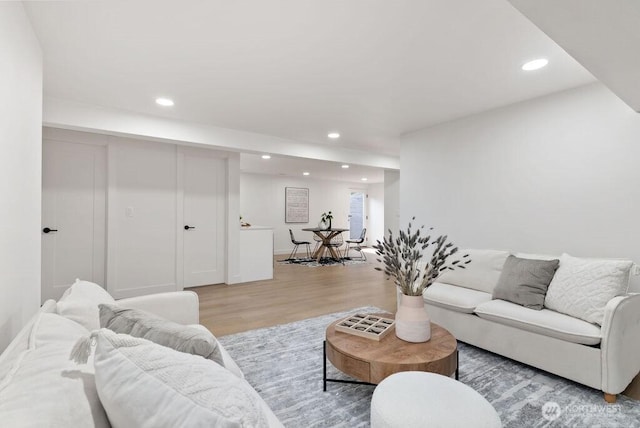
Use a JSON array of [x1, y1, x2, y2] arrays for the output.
[[370, 372, 501, 428]]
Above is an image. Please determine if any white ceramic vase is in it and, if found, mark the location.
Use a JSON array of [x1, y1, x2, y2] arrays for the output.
[[318, 220, 327, 229], [395, 294, 431, 343]]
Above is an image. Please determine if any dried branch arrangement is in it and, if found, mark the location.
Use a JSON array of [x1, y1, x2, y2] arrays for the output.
[[373, 218, 471, 296]]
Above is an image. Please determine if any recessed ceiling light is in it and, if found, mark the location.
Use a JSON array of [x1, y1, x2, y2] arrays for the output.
[[261, 154, 271, 159], [328, 132, 340, 139], [361, 177, 368, 181], [522, 58, 548, 71], [341, 164, 350, 169], [155, 97, 174, 106], [303, 172, 310, 176]]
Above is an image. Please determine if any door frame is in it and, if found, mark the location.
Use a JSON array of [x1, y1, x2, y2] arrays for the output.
[[41, 129, 108, 301], [177, 146, 229, 289], [348, 188, 368, 243]]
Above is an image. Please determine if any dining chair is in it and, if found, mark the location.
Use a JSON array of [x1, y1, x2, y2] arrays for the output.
[[288, 229, 311, 260], [312, 232, 323, 254], [326, 233, 344, 261], [344, 228, 367, 260]]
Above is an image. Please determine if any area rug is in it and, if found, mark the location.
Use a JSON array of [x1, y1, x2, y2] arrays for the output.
[[277, 257, 367, 267], [218, 308, 640, 427]]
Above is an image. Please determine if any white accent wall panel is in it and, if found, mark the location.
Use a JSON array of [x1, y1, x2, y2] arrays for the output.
[[368, 183, 385, 245], [401, 83, 640, 291], [107, 138, 179, 298], [0, 4, 42, 350], [384, 170, 400, 236]]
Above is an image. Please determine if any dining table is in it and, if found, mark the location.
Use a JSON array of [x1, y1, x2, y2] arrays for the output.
[[302, 227, 349, 262]]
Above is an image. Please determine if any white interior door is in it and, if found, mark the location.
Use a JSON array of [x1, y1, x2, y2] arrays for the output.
[[348, 191, 366, 240], [42, 140, 106, 301], [181, 149, 226, 287]]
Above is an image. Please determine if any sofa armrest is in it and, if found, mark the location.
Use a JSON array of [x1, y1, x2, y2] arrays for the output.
[[116, 291, 200, 325], [601, 293, 640, 394]]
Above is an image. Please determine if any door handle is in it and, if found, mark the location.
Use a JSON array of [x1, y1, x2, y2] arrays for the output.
[[42, 227, 58, 234], [184, 225, 196, 230]]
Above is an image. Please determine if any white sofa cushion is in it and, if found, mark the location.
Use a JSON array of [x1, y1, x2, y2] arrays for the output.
[[514, 252, 559, 261], [57, 278, 115, 330], [474, 299, 602, 345], [0, 300, 57, 381], [0, 313, 109, 427], [438, 249, 509, 294], [544, 254, 633, 325], [93, 329, 274, 428], [423, 282, 492, 313]]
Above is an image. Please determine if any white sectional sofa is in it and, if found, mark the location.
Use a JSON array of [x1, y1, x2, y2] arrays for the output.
[[422, 249, 640, 403], [0, 281, 283, 427]]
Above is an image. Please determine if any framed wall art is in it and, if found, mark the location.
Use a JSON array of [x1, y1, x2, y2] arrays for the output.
[[285, 187, 309, 223]]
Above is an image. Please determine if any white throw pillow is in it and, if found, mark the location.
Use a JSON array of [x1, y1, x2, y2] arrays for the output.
[[0, 313, 109, 428], [57, 278, 115, 330], [93, 329, 270, 428], [437, 249, 509, 294], [544, 253, 633, 325]]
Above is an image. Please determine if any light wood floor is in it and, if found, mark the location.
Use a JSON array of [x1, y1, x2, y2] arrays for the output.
[[190, 249, 395, 337], [188, 249, 639, 401]]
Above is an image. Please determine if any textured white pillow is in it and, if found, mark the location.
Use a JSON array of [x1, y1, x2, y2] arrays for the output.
[[544, 253, 633, 325], [93, 329, 270, 428], [57, 279, 115, 330], [0, 313, 109, 428], [438, 249, 509, 294]]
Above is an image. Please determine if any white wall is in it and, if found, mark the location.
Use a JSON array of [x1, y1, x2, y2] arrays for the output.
[[240, 173, 375, 254], [401, 83, 640, 290], [384, 169, 400, 236], [368, 183, 385, 245], [0, 4, 42, 350], [225, 153, 242, 284], [43, 128, 243, 296]]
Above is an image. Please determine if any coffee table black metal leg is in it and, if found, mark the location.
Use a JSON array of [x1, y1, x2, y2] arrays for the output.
[[323, 339, 374, 391], [323, 340, 327, 391], [455, 348, 459, 380]]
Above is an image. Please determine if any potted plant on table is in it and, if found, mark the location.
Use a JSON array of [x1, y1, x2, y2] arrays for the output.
[[373, 218, 470, 342], [319, 211, 333, 230]]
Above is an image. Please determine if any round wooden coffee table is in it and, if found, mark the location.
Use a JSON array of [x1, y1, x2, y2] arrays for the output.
[[323, 313, 458, 390]]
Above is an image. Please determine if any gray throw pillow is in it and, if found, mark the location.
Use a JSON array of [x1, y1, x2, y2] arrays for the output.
[[492, 256, 560, 310], [99, 304, 224, 366]]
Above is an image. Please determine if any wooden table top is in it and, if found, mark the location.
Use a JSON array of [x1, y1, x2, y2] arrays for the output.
[[302, 227, 349, 232], [325, 312, 458, 383]]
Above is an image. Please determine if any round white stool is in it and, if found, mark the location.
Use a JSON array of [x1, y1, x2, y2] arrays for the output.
[[370, 371, 501, 428]]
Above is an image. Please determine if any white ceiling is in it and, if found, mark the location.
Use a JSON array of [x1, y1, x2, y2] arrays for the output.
[[509, 0, 640, 112], [240, 153, 385, 184], [25, 0, 595, 178]]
